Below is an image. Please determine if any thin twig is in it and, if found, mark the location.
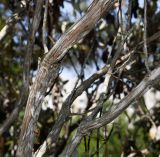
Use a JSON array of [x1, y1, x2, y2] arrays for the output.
[[0, 0, 42, 136], [0, 2, 26, 42], [144, 0, 150, 73], [127, 0, 132, 29], [42, 0, 49, 53]]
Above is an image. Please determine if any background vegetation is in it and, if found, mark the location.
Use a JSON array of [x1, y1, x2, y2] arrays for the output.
[[0, 0, 160, 156]]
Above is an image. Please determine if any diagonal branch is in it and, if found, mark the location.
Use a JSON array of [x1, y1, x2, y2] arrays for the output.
[[43, 0, 118, 65], [16, 0, 118, 156], [0, 0, 26, 42], [34, 65, 110, 157], [65, 66, 160, 156], [34, 29, 160, 157]]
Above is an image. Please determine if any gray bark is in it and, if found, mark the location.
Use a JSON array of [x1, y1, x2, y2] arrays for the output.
[[16, 0, 118, 156]]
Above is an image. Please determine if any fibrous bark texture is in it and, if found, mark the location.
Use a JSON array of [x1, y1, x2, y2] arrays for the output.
[[16, 0, 118, 156]]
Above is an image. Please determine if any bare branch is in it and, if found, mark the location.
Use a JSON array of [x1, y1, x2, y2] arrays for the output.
[[43, 0, 118, 64], [34, 65, 110, 157], [17, 0, 118, 156], [65, 66, 160, 156], [15, 1, 44, 156], [144, 0, 150, 72], [127, 0, 132, 29], [34, 28, 160, 156], [42, 0, 49, 53], [0, 1, 26, 42], [0, 0, 43, 136], [0, 86, 28, 136]]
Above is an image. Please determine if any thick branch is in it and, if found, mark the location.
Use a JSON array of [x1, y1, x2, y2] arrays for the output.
[[16, 0, 45, 156], [34, 29, 160, 156], [43, 0, 118, 65], [17, 0, 118, 156]]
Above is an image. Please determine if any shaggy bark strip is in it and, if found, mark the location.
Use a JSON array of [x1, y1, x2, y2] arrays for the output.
[[16, 0, 45, 156], [43, 0, 118, 65], [17, 0, 118, 156]]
